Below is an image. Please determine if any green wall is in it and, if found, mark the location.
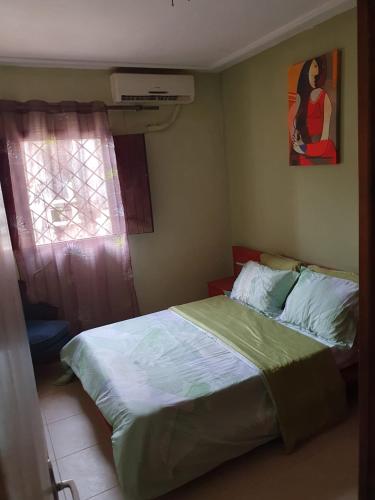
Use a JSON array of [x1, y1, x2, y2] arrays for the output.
[[222, 9, 358, 272], [0, 67, 232, 313], [0, 8, 359, 315]]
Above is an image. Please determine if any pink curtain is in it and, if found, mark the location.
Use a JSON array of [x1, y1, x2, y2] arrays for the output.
[[0, 100, 139, 333]]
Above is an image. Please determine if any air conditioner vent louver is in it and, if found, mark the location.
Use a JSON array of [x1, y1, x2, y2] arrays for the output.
[[121, 95, 183, 102], [111, 73, 194, 105]]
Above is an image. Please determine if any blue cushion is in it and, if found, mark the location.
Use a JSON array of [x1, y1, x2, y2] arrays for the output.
[[26, 320, 71, 361]]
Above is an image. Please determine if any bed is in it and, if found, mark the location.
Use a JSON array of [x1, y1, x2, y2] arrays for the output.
[[61, 248, 357, 500]]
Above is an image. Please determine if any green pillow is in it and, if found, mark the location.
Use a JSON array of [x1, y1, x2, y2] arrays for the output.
[[231, 261, 299, 314], [308, 264, 359, 284], [260, 253, 301, 271], [279, 268, 358, 346]]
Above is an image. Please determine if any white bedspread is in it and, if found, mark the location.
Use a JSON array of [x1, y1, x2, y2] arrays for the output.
[[61, 309, 278, 499]]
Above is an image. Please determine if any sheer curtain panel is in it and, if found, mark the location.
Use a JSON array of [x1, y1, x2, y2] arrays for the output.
[[0, 100, 139, 333]]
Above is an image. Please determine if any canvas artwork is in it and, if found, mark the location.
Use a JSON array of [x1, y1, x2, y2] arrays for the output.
[[288, 49, 340, 166]]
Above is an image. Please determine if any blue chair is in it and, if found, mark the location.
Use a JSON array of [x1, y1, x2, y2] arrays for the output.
[[19, 281, 71, 363]]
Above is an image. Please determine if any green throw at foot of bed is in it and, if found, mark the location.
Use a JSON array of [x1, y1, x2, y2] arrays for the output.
[[171, 295, 347, 451]]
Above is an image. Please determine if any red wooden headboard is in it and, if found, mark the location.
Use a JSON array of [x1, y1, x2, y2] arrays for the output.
[[232, 246, 261, 277]]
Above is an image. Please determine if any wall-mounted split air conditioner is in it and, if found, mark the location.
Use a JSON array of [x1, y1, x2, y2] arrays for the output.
[[110, 73, 195, 105]]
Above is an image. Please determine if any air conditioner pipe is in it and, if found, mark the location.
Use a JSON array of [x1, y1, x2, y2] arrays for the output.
[[146, 105, 181, 133]]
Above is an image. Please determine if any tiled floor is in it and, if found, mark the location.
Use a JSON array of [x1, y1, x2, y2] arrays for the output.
[[37, 362, 120, 500], [36, 362, 359, 500]]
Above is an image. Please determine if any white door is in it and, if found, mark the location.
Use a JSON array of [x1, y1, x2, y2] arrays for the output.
[[0, 185, 78, 499]]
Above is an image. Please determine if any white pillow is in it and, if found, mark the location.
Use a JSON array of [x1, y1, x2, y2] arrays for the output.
[[279, 268, 358, 346], [230, 261, 299, 314]]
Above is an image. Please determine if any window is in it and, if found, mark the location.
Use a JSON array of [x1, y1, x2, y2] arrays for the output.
[[23, 138, 115, 245]]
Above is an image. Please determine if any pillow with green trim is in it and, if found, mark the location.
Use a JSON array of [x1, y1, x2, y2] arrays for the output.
[[230, 261, 299, 314], [279, 268, 358, 346]]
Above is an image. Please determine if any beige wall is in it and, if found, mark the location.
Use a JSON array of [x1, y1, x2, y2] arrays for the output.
[[221, 9, 358, 272], [0, 67, 232, 313]]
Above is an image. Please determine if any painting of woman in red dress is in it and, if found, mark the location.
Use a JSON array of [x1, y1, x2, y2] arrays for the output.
[[288, 50, 339, 166]]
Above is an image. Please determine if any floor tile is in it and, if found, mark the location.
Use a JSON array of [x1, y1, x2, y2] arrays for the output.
[[58, 444, 117, 500], [49, 413, 95, 459], [49, 410, 111, 459], [39, 381, 94, 424], [88, 486, 124, 499]]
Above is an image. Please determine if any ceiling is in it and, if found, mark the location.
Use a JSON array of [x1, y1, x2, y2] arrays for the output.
[[0, 0, 355, 71]]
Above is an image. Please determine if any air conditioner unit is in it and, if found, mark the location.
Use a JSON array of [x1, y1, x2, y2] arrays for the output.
[[110, 73, 195, 105]]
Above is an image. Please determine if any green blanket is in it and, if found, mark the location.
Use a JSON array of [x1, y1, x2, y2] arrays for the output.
[[171, 296, 347, 450]]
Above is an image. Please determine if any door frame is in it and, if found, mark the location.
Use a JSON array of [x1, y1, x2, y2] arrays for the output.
[[358, 0, 375, 498]]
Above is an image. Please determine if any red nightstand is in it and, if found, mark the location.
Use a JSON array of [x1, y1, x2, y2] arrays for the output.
[[207, 276, 235, 297]]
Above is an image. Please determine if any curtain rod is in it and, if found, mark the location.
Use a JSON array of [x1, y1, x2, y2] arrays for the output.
[[0, 101, 160, 113]]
